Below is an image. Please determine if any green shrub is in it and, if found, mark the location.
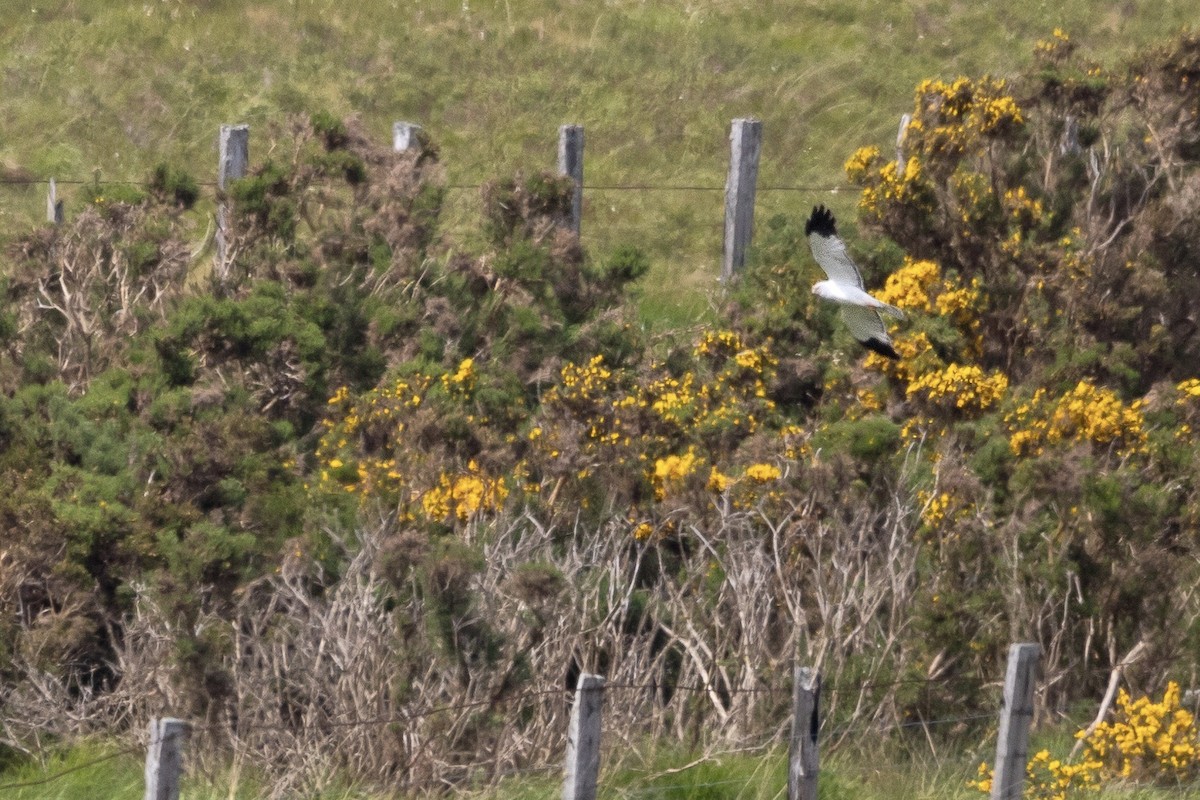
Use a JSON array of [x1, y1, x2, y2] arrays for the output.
[[149, 163, 200, 209], [813, 415, 901, 464], [310, 108, 349, 149]]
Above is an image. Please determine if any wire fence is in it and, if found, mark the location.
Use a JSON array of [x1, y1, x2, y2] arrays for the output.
[[0, 165, 850, 276], [3, 640, 1182, 799], [0, 686, 986, 797], [0, 746, 143, 793], [4, 662, 1195, 796], [0, 118, 867, 290], [0, 175, 851, 193], [0, 647, 1185, 786]]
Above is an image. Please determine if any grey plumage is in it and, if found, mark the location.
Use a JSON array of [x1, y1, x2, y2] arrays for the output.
[[805, 205, 903, 360]]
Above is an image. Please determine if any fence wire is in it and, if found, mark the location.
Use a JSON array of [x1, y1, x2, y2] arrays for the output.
[[4, 691, 1200, 797], [0, 679, 860, 792], [0, 637, 1186, 794], [0, 675, 1028, 795], [0, 176, 848, 193], [0, 637, 1188, 793], [0, 745, 141, 792]]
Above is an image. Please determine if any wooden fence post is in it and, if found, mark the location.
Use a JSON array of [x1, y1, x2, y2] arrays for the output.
[[46, 178, 63, 225], [144, 717, 188, 800], [788, 666, 820, 800], [722, 117, 762, 282], [991, 643, 1041, 800], [218, 124, 249, 191], [393, 121, 423, 153], [563, 673, 604, 800], [557, 124, 584, 237], [896, 113, 912, 166], [215, 124, 249, 284]]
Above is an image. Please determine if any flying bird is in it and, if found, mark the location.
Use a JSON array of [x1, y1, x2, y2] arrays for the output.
[[804, 205, 904, 360]]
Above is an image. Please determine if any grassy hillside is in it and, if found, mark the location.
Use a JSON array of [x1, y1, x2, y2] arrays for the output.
[[0, 0, 1195, 323]]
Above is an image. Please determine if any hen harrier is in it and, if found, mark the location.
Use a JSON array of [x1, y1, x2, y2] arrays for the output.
[[805, 205, 904, 359]]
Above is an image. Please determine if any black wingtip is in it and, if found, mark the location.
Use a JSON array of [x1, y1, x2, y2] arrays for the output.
[[860, 337, 901, 360], [805, 204, 838, 238]]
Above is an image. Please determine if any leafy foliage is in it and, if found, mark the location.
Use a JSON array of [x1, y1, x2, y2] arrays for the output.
[[973, 682, 1200, 797]]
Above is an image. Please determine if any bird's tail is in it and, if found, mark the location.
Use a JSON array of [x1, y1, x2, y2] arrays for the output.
[[877, 301, 905, 320]]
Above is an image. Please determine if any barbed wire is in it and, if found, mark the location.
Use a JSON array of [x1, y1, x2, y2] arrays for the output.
[[0, 176, 849, 194], [1, 657, 1195, 794], [92, 673, 973, 751], [0, 177, 213, 188], [0, 744, 141, 792], [0, 702, 1189, 796], [0, 681, 987, 794], [0, 665, 1116, 788], [825, 711, 998, 741], [188, 686, 574, 736], [620, 776, 752, 796]]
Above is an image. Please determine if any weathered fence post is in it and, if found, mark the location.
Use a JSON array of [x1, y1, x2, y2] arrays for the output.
[[46, 178, 63, 225], [991, 643, 1041, 800], [215, 124, 249, 282], [788, 666, 820, 800], [557, 123, 584, 237], [896, 112, 912, 166], [393, 121, 424, 153], [144, 717, 188, 800], [217, 124, 249, 190], [563, 673, 604, 800], [722, 117, 762, 282]]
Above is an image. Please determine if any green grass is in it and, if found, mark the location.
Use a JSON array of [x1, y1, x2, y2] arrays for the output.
[[0, 1, 1195, 324], [0, 742, 143, 800], [8, 737, 1200, 800], [0, 740, 326, 800]]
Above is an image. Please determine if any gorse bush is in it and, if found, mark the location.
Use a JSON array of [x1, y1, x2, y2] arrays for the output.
[[971, 682, 1200, 798], [1086, 683, 1200, 784], [0, 109, 655, 752], [832, 29, 1200, 715]]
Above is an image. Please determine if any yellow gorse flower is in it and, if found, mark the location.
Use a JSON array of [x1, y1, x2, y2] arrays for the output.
[[651, 448, 699, 500], [844, 146, 881, 183], [907, 363, 1009, 412], [1003, 185, 1045, 229], [1087, 682, 1200, 782], [877, 258, 941, 313], [974, 682, 1200, 798], [1177, 378, 1200, 400], [315, 374, 432, 501], [693, 329, 744, 357], [1007, 381, 1147, 456], [934, 278, 982, 329], [421, 460, 509, 522], [743, 463, 781, 483], [556, 355, 612, 401], [874, 258, 983, 336], [442, 357, 476, 394], [706, 466, 731, 493], [913, 76, 1025, 140]]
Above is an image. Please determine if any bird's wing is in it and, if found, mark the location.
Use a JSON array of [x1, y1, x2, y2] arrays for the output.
[[840, 306, 900, 359], [805, 205, 864, 290]]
